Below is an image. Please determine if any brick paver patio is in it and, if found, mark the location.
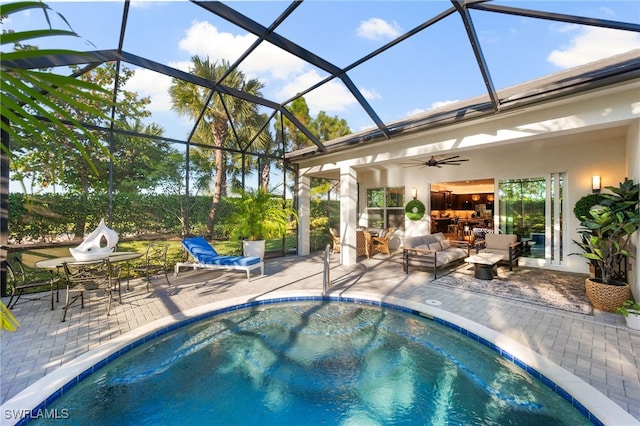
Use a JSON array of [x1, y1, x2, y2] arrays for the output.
[[1, 252, 639, 424]]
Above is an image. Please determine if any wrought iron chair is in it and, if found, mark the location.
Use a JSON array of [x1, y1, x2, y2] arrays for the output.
[[61, 259, 121, 322], [133, 243, 170, 292], [3, 257, 60, 310]]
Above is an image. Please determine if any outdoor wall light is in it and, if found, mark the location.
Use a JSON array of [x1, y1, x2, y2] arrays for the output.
[[411, 187, 418, 199], [592, 175, 601, 193]]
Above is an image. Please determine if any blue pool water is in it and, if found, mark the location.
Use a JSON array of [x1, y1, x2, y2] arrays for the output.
[[34, 301, 590, 425]]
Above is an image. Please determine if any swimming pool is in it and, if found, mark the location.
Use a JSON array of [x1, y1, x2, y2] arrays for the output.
[[26, 299, 593, 425]]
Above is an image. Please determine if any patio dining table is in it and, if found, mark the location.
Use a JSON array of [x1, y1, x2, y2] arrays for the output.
[[35, 252, 143, 292]]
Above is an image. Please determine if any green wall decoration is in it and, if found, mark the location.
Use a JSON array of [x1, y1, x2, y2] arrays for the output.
[[405, 199, 426, 221], [573, 193, 604, 221]]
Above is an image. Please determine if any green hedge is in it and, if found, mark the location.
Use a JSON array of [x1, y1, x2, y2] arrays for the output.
[[8, 193, 338, 245]]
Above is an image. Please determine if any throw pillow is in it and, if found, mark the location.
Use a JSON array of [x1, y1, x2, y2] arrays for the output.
[[428, 242, 441, 252]]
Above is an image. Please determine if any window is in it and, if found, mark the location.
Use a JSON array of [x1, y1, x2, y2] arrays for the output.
[[367, 187, 405, 230]]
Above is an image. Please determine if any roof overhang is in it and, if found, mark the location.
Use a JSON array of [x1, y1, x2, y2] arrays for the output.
[[286, 49, 640, 164]]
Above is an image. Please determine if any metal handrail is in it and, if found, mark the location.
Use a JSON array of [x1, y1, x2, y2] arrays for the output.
[[323, 244, 331, 295]]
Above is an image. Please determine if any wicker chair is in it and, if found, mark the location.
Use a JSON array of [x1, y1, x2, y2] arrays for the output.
[[372, 228, 392, 255], [329, 228, 341, 254], [356, 230, 372, 258]]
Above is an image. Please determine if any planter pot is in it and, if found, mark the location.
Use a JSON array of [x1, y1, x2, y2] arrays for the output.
[[243, 240, 266, 261], [625, 311, 640, 330], [585, 278, 631, 312]]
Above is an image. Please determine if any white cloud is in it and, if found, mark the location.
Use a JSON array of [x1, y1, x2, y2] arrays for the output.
[[406, 108, 426, 117], [599, 6, 614, 17], [178, 20, 306, 81], [360, 87, 381, 101], [356, 17, 401, 40], [178, 20, 370, 115], [431, 100, 460, 109], [548, 26, 640, 69], [406, 99, 460, 118], [277, 70, 356, 114], [124, 68, 174, 112]]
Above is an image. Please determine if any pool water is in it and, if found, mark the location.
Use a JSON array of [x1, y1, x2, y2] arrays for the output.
[[35, 302, 590, 425]]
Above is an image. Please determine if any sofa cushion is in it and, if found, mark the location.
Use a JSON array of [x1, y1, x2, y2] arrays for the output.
[[433, 232, 446, 242], [440, 239, 451, 250], [428, 242, 441, 252], [404, 234, 441, 248], [433, 248, 465, 265], [404, 236, 425, 248], [479, 248, 508, 260], [485, 233, 517, 249]]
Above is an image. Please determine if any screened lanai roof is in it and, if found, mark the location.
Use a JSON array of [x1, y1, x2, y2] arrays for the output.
[[3, 0, 640, 159]]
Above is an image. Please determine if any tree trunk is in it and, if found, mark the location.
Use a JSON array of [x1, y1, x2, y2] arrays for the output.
[[206, 121, 226, 237], [261, 161, 270, 191]]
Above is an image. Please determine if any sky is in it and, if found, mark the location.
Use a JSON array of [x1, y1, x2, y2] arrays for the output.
[[3, 1, 640, 154]]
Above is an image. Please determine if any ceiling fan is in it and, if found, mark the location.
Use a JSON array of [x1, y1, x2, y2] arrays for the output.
[[401, 155, 469, 168]]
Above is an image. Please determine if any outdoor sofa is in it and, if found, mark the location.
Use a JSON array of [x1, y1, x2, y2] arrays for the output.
[[175, 236, 264, 282], [402, 232, 470, 279]]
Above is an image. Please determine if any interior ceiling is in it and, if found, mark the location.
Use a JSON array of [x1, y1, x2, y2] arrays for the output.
[[4, 0, 640, 161]]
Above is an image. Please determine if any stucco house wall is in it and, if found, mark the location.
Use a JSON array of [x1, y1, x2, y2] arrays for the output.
[[356, 128, 628, 275], [294, 77, 639, 296]]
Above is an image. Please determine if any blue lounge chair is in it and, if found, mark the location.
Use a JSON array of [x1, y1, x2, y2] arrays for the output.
[[175, 237, 264, 282]]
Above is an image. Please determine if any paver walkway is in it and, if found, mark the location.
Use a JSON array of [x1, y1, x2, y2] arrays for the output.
[[1, 252, 639, 423]]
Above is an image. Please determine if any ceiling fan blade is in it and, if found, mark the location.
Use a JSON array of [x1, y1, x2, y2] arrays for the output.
[[441, 159, 469, 164], [438, 155, 460, 162]]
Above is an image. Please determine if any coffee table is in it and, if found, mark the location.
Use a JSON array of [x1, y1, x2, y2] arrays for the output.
[[464, 253, 504, 280]]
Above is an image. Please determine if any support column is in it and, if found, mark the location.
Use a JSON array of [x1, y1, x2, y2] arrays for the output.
[[627, 119, 639, 300], [340, 165, 358, 266], [297, 175, 311, 256]]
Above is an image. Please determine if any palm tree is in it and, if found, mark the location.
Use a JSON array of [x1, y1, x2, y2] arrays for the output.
[[169, 57, 264, 235]]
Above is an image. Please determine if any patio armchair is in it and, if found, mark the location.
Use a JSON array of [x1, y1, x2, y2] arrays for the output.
[[356, 230, 372, 258], [372, 227, 392, 255], [475, 233, 523, 271], [329, 228, 341, 254], [61, 259, 121, 322], [3, 257, 60, 310], [134, 243, 171, 292]]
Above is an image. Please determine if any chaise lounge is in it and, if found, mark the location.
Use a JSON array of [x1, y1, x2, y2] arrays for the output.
[[175, 236, 264, 282]]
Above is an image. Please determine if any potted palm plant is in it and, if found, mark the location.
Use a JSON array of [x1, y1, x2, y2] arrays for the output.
[[615, 300, 640, 330], [227, 188, 298, 260], [574, 179, 639, 312]]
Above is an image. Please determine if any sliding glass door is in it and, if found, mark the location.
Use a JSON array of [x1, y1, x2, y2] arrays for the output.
[[498, 173, 565, 265]]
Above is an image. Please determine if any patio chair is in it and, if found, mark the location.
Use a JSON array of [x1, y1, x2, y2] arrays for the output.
[[475, 233, 523, 271], [3, 257, 60, 310], [175, 236, 264, 282], [372, 227, 392, 255], [133, 243, 170, 292], [61, 259, 121, 322], [329, 228, 341, 254], [355, 230, 372, 258]]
